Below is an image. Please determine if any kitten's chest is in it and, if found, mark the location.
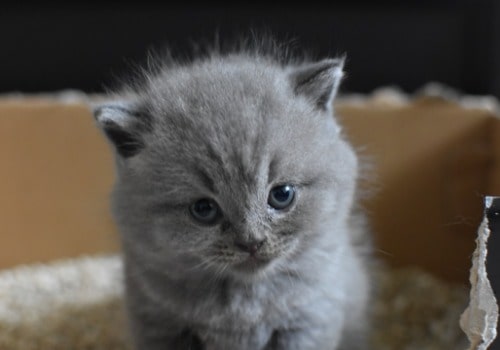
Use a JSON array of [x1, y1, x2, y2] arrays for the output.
[[188, 281, 295, 350], [196, 322, 273, 350], [188, 275, 313, 331], [201, 280, 287, 326]]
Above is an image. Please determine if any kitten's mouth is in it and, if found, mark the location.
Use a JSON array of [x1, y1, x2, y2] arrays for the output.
[[233, 256, 271, 273]]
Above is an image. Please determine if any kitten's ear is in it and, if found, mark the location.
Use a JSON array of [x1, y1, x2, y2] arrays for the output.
[[290, 57, 345, 111], [93, 102, 149, 158]]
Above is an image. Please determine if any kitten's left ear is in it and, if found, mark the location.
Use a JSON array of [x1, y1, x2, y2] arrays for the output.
[[290, 57, 345, 111]]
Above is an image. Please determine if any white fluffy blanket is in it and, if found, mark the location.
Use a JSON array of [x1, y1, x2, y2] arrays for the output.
[[0, 255, 468, 350]]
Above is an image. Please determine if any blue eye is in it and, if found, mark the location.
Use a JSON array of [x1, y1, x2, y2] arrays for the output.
[[268, 184, 295, 210], [189, 198, 220, 224]]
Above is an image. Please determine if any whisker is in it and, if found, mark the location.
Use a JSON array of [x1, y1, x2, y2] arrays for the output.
[[188, 255, 220, 272], [375, 248, 394, 257]]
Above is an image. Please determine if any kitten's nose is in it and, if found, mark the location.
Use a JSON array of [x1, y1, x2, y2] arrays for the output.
[[234, 238, 266, 255]]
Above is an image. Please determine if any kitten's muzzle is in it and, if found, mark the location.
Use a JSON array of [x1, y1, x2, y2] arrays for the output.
[[234, 238, 266, 256]]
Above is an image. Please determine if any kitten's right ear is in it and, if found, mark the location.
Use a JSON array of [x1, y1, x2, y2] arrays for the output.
[[93, 102, 149, 158]]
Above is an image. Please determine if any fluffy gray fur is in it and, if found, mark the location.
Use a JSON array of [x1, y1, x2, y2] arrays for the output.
[[93, 45, 372, 350]]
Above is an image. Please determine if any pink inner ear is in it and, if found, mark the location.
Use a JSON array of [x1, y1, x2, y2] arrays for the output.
[[102, 121, 144, 158], [291, 59, 344, 110]]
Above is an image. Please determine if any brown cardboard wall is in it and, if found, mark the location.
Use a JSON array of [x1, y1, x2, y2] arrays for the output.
[[489, 117, 500, 194], [1, 96, 498, 283], [337, 97, 499, 282], [0, 101, 119, 269]]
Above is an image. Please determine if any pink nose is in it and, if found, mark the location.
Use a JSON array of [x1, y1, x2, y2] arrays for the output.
[[234, 239, 265, 255]]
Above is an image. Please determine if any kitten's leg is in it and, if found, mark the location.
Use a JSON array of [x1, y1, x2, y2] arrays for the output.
[[264, 327, 342, 350], [336, 323, 370, 350], [123, 262, 204, 350], [127, 307, 203, 350], [337, 333, 368, 350]]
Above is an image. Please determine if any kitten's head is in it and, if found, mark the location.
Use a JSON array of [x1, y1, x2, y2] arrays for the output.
[[94, 52, 358, 280]]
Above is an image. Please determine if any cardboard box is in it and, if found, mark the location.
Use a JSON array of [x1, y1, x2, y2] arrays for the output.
[[0, 94, 119, 269], [1, 89, 499, 283]]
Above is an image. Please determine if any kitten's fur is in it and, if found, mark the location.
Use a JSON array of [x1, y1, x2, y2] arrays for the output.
[[94, 43, 372, 350]]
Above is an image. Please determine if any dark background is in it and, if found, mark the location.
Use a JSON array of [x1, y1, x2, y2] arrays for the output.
[[2, 1, 500, 97]]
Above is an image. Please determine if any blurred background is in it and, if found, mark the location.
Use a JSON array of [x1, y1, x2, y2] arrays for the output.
[[2, 0, 500, 97]]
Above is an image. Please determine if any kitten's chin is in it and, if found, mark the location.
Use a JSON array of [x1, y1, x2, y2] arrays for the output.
[[230, 256, 274, 279]]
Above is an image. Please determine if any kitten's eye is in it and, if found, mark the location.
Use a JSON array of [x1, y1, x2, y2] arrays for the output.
[[189, 198, 220, 224], [268, 184, 295, 210]]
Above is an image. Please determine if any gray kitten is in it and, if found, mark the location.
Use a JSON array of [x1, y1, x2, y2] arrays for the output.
[[93, 44, 372, 350]]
